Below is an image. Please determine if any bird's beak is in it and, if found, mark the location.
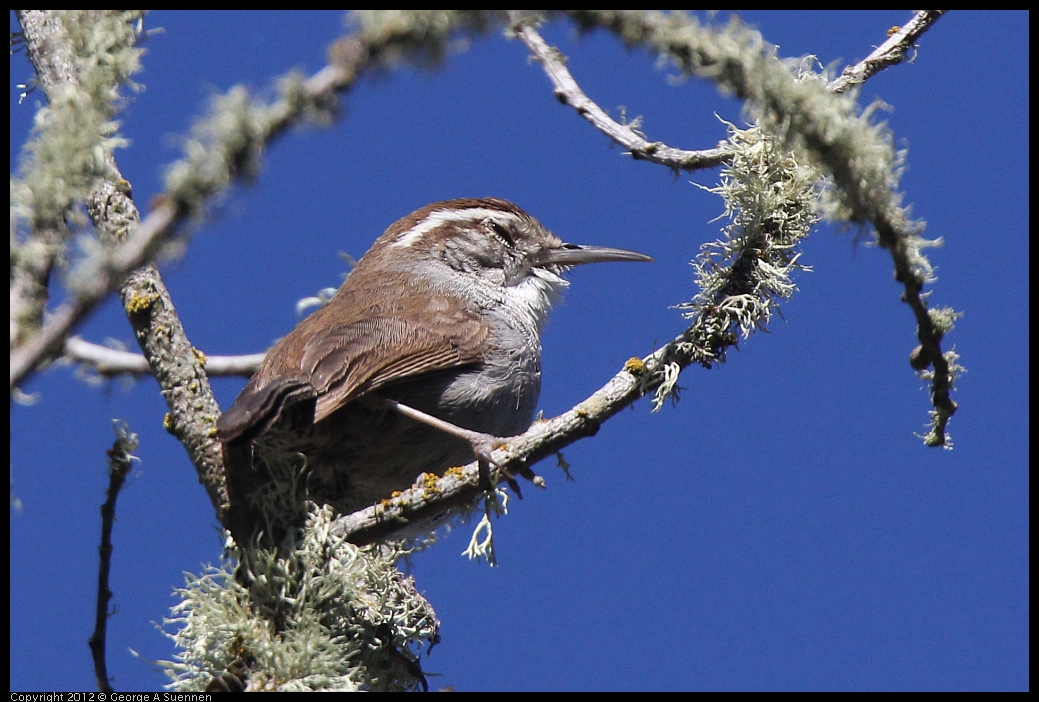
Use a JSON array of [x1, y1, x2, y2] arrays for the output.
[[536, 243, 654, 267]]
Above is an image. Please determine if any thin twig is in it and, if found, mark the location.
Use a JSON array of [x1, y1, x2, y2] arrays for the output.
[[63, 336, 265, 378], [828, 11, 948, 94], [88, 421, 138, 693], [512, 15, 731, 172]]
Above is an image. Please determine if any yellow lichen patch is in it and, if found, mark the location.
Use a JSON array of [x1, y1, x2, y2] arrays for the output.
[[126, 289, 159, 315], [624, 357, 646, 375], [444, 466, 465, 480], [193, 348, 208, 367], [419, 472, 442, 499], [163, 413, 175, 433]]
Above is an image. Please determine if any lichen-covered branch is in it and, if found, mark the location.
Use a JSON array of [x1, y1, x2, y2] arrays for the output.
[[161, 507, 439, 692], [557, 10, 957, 446]]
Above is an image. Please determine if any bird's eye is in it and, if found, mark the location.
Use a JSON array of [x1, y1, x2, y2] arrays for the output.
[[489, 220, 515, 247]]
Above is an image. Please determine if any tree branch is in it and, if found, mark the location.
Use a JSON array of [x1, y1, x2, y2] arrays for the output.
[[334, 354, 646, 545], [511, 14, 732, 172], [828, 10, 948, 94]]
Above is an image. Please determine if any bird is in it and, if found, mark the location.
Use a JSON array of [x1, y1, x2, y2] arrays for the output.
[[216, 197, 652, 546]]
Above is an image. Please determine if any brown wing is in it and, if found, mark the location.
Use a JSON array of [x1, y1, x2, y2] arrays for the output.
[[215, 374, 319, 443], [216, 271, 489, 441], [303, 309, 487, 423]]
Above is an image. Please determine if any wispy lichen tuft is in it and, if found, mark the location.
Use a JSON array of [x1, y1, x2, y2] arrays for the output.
[[654, 121, 818, 409], [160, 505, 439, 692]]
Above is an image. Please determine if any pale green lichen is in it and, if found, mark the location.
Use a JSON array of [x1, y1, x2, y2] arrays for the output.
[[654, 121, 817, 410], [160, 505, 439, 692]]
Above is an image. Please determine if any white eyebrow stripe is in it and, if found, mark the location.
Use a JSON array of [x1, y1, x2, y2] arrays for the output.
[[390, 207, 518, 249]]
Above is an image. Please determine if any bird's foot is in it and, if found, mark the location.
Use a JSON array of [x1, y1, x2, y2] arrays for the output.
[[381, 398, 545, 494]]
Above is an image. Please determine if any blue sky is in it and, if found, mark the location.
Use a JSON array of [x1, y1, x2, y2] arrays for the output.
[[10, 11, 1028, 691]]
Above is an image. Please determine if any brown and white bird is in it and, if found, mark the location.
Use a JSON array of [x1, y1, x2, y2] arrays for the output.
[[216, 198, 651, 546]]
